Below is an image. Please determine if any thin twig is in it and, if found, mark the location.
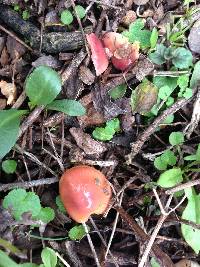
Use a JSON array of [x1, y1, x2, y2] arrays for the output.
[[165, 179, 200, 195], [89, 217, 119, 267], [0, 177, 58, 192], [0, 24, 33, 51], [82, 222, 101, 267], [15, 144, 57, 177], [18, 105, 45, 139], [139, 191, 186, 267], [105, 192, 124, 258], [55, 252, 71, 267]]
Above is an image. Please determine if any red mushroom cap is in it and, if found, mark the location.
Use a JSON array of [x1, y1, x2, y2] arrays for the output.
[[59, 165, 112, 223], [102, 32, 139, 71], [86, 33, 109, 76]]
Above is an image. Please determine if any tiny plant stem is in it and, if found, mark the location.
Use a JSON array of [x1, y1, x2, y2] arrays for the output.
[[82, 222, 101, 267], [89, 217, 119, 267], [105, 192, 124, 258], [55, 252, 71, 267]]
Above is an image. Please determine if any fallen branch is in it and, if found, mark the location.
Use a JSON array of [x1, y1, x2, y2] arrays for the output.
[[114, 206, 174, 267], [0, 177, 58, 192], [0, 5, 84, 53], [126, 95, 196, 165]]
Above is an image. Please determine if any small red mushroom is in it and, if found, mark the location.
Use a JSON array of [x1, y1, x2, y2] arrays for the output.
[[102, 32, 140, 71], [59, 165, 112, 223], [86, 33, 109, 76]]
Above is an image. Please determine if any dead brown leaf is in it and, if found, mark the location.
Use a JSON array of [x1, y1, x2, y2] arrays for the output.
[[79, 65, 95, 85], [6, 35, 26, 60], [175, 259, 200, 267], [78, 93, 106, 127], [69, 127, 107, 155], [0, 80, 17, 105], [0, 98, 6, 109]]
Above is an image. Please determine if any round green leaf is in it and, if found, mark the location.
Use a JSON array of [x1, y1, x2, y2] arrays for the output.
[[34, 207, 55, 223], [74, 5, 86, 19], [60, 10, 73, 25], [25, 66, 62, 105], [69, 225, 86, 240], [169, 131, 184, 146], [157, 168, 183, 188], [154, 157, 167, 171], [46, 99, 86, 116], [172, 48, 193, 69], [41, 247, 57, 267], [2, 160, 17, 174]]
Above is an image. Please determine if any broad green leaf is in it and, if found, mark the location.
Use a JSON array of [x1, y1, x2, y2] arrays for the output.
[[157, 168, 183, 188], [92, 127, 113, 141], [74, 5, 86, 19], [60, 10, 73, 25], [184, 154, 197, 161], [131, 79, 158, 114], [0, 249, 19, 267], [108, 84, 127, 100], [183, 88, 193, 99], [149, 44, 167, 65], [177, 75, 189, 90], [106, 118, 120, 132], [172, 48, 193, 69], [41, 247, 57, 267], [0, 109, 27, 159], [123, 19, 151, 49], [55, 196, 66, 214], [68, 225, 86, 240], [166, 96, 174, 107], [150, 28, 158, 50], [25, 66, 62, 105], [154, 150, 176, 171], [34, 207, 55, 224], [190, 61, 200, 88], [169, 131, 184, 146], [153, 76, 177, 91], [3, 189, 41, 220], [181, 189, 200, 254], [158, 86, 173, 100], [154, 157, 167, 171], [161, 150, 177, 166], [46, 99, 86, 116], [2, 160, 17, 174]]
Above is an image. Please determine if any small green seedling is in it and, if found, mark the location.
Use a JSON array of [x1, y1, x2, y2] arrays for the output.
[[2, 160, 17, 174], [0, 247, 58, 267], [92, 118, 120, 141], [0, 66, 86, 159], [149, 44, 193, 69], [3, 189, 55, 224], [123, 19, 151, 49], [60, 5, 86, 25]]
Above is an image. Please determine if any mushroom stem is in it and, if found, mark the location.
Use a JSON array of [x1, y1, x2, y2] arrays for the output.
[[82, 222, 101, 267]]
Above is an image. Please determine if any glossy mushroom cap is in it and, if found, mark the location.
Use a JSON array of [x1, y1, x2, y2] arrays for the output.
[[59, 165, 112, 223], [102, 32, 140, 71], [86, 33, 109, 76]]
